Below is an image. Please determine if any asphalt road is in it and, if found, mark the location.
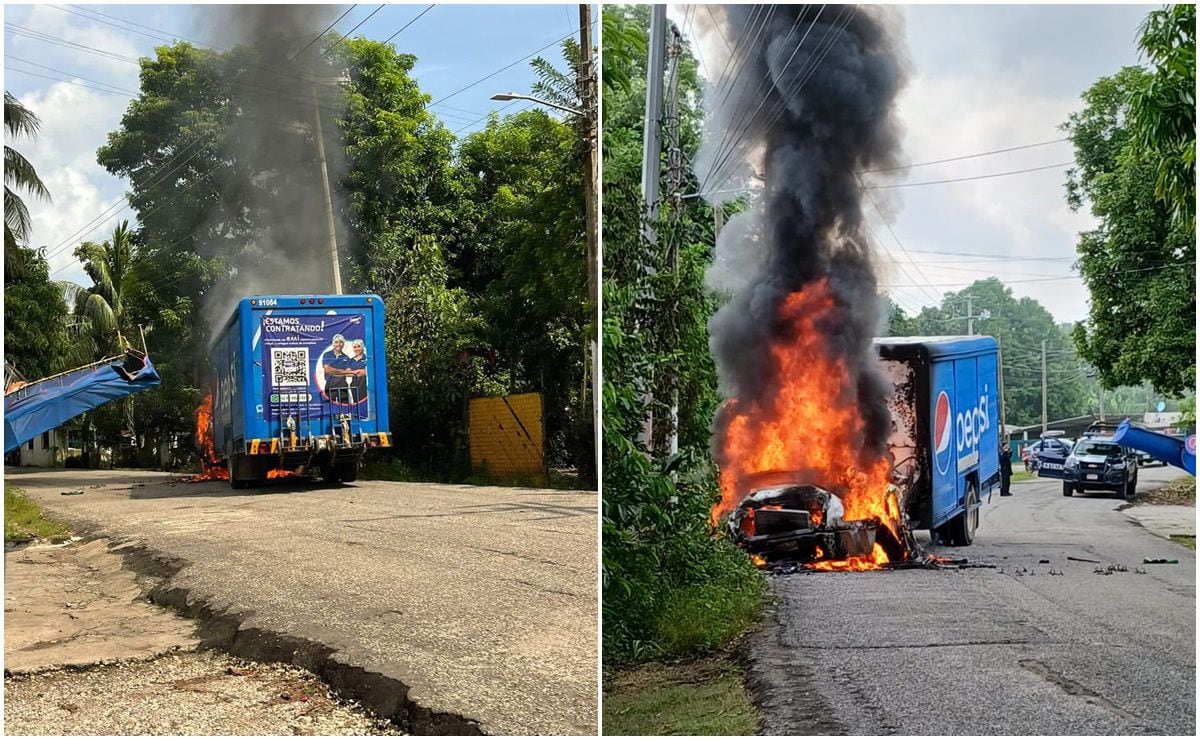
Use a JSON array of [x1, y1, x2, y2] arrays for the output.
[[748, 465, 1195, 736], [6, 468, 598, 735]]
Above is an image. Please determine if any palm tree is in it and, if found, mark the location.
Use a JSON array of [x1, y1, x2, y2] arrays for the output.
[[65, 220, 137, 355], [5, 91, 51, 279]]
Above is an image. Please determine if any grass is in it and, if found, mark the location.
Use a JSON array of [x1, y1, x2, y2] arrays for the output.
[[653, 572, 765, 657], [1169, 534, 1196, 551], [4, 484, 69, 544], [1133, 476, 1196, 507], [1011, 469, 1037, 483], [603, 656, 759, 736]]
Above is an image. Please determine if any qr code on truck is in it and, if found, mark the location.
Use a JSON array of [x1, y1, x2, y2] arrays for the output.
[[271, 347, 309, 387]]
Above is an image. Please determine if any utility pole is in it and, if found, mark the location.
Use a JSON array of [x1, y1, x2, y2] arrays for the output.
[[714, 202, 725, 241], [578, 3, 599, 478], [966, 296, 974, 336], [1041, 339, 1048, 434], [312, 85, 342, 294], [1098, 385, 1105, 421], [636, 4, 667, 449], [663, 21, 683, 457]]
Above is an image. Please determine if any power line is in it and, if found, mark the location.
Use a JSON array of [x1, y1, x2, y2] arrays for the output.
[[882, 261, 1193, 288], [321, 4, 386, 58], [866, 162, 1075, 190], [428, 26, 584, 107], [290, 5, 358, 62], [381, 4, 435, 46], [862, 137, 1071, 173]]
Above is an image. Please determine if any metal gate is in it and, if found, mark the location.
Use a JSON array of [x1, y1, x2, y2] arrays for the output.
[[467, 393, 545, 482]]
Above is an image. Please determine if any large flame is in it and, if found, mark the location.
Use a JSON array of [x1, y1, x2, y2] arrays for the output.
[[713, 279, 900, 570], [193, 392, 229, 481]]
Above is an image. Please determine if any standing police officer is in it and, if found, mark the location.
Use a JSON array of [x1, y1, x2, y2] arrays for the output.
[[999, 440, 1013, 496]]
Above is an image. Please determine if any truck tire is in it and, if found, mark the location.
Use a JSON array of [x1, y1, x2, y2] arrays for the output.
[[1062, 482, 1073, 497], [229, 456, 247, 490], [336, 462, 358, 483], [941, 480, 979, 546]]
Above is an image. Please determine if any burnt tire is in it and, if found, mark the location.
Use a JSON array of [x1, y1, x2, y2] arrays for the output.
[[942, 480, 979, 547], [1062, 482, 1074, 497]]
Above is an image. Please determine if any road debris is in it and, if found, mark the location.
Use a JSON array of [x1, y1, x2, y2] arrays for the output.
[[1067, 556, 1101, 563], [1142, 558, 1180, 564], [60, 490, 83, 496]]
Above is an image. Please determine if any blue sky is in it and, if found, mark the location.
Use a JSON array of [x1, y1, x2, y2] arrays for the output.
[[3, 3, 590, 286], [678, 3, 1157, 323]]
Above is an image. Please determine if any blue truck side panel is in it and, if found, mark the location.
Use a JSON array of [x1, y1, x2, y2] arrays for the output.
[[877, 336, 1000, 530], [929, 344, 1000, 528], [210, 294, 390, 458]]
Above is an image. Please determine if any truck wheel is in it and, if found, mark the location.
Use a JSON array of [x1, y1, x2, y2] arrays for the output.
[[942, 481, 979, 546], [335, 462, 358, 483], [228, 455, 247, 489], [320, 464, 340, 484], [1062, 482, 1073, 497]]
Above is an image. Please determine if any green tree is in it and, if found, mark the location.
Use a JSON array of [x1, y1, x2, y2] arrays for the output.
[[602, 5, 762, 664], [1129, 4, 1196, 228], [2, 245, 72, 380], [4, 91, 51, 279], [66, 220, 139, 354], [456, 107, 589, 477], [896, 279, 1090, 428], [1064, 66, 1195, 396]]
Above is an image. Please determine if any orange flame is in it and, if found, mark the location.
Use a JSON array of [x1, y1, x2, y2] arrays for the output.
[[193, 392, 229, 481], [807, 543, 891, 572], [712, 279, 900, 569]]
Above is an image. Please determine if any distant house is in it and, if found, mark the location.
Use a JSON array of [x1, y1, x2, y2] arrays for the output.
[[12, 428, 75, 467]]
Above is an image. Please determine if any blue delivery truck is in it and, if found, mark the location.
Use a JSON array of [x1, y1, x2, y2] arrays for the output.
[[875, 336, 1001, 546], [209, 294, 391, 488]]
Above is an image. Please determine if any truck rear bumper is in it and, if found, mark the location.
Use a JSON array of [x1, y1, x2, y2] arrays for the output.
[[244, 432, 391, 456]]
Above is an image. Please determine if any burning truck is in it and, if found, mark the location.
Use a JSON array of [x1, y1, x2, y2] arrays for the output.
[[197, 294, 391, 488], [723, 336, 1001, 569]]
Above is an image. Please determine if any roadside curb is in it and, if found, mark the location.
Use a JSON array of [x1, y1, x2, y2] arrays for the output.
[[1121, 504, 1196, 543], [107, 538, 485, 736]]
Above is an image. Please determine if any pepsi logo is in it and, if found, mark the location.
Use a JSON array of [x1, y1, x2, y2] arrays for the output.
[[1187, 435, 1196, 456], [934, 391, 953, 475]]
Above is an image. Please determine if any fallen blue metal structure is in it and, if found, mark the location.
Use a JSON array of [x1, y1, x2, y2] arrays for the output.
[[3, 350, 161, 453], [1110, 418, 1195, 476]]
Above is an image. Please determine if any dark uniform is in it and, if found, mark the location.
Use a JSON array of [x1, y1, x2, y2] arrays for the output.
[[1000, 442, 1013, 496], [348, 353, 368, 403], [324, 351, 354, 404]]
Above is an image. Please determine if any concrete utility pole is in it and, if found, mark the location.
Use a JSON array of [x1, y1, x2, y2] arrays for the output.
[[1098, 385, 1105, 421], [312, 85, 342, 294], [664, 21, 683, 457], [640, 5, 667, 248], [966, 296, 974, 336], [1041, 339, 1048, 434], [637, 4, 667, 449], [578, 3, 600, 478]]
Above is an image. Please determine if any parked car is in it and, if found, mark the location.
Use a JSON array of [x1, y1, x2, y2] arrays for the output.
[[1031, 438, 1074, 478], [1061, 437, 1139, 498]]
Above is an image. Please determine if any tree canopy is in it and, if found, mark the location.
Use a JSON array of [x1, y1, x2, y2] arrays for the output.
[[1064, 64, 1195, 396]]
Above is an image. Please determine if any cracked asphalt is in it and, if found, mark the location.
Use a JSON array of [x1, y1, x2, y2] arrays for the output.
[[6, 468, 597, 735], [748, 465, 1195, 735]]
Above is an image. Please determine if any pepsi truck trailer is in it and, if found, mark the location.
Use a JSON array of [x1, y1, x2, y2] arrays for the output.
[[875, 336, 1001, 546], [209, 294, 391, 488]]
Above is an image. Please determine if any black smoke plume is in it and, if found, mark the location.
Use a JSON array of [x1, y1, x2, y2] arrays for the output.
[[696, 5, 908, 468], [193, 4, 351, 331]]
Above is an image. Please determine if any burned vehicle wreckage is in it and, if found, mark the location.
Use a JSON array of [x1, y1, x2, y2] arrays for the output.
[[725, 338, 1003, 571], [727, 472, 913, 568]]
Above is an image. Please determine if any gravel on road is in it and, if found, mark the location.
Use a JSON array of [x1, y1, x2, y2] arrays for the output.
[[4, 651, 401, 736]]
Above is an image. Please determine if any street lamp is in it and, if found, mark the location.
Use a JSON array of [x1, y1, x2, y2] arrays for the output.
[[489, 92, 582, 117]]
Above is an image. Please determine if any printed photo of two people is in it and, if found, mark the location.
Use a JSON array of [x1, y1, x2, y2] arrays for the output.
[[2, 1, 1195, 737]]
